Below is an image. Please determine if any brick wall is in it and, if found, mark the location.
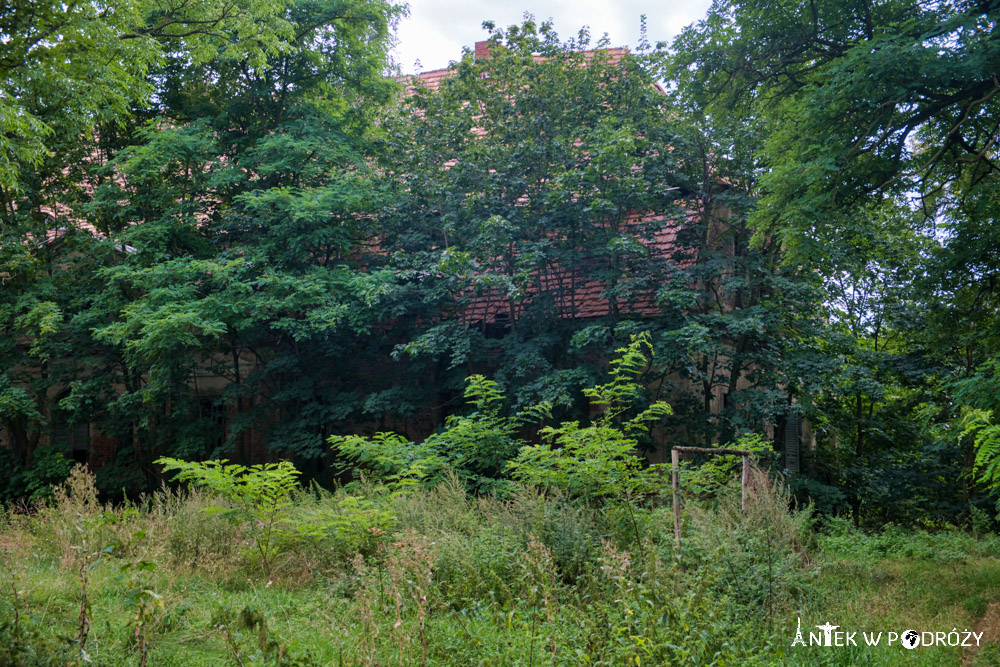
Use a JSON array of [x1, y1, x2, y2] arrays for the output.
[[88, 428, 118, 470]]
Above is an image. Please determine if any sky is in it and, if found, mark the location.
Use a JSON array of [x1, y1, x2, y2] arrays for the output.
[[391, 0, 714, 74]]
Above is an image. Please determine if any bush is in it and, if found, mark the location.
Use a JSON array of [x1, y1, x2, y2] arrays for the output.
[[0, 446, 73, 504], [330, 375, 550, 495], [532, 496, 604, 584], [508, 333, 671, 501], [154, 458, 301, 578], [282, 485, 395, 566]]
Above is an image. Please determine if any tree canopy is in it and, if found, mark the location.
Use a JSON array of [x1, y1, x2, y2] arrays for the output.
[[2, 3, 1000, 527], [670, 0, 1000, 520]]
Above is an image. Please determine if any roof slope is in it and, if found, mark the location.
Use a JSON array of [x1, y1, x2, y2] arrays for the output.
[[405, 43, 632, 93], [403, 42, 686, 325]]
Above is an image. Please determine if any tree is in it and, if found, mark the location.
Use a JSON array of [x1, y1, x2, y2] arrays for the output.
[[0, 0, 296, 197], [669, 0, 1000, 522], [84, 0, 403, 470], [377, 19, 804, 447], [669, 0, 1000, 318], [155, 457, 301, 577], [0, 0, 404, 496]]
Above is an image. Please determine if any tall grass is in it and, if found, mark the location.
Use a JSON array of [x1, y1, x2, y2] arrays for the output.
[[1, 465, 997, 665]]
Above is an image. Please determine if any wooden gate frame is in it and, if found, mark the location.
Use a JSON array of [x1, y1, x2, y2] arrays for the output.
[[670, 446, 754, 549]]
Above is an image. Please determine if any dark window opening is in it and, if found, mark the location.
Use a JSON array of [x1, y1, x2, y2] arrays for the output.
[[778, 412, 801, 473], [482, 314, 512, 340], [199, 397, 228, 453], [52, 409, 90, 465]]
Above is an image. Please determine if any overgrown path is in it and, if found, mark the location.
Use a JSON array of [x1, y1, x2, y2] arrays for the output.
[[964, 601, 1000, 666]]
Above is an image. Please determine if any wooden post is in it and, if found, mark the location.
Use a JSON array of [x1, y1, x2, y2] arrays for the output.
[[672, 447, 681, 548], [741, 454, 749, 512], [670, 446, 754, 550]]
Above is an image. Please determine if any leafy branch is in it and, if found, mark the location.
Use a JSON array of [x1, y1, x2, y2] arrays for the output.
[[154, 458, 301, 578]]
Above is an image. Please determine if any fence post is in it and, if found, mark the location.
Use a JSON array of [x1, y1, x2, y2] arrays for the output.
[[671, 446, 753, 550], [672, 448, 681, 548], [741, 454, 749, 512]]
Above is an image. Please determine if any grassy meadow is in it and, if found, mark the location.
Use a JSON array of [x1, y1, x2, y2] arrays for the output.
[[1, 466, 998, 666]]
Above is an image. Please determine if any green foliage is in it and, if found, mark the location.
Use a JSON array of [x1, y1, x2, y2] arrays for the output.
[[154, 458, 301, 516], [379, 17, 799, 452], [285, 487, 395, 561], [122, 559, 164, 665], [667, 0, 1000, 527], [5, 0, 998, 539], [817, 516, 1000, 565], [215, 606, 318, 666], [333, 333, 677, 504], [689, 479, 814, 622], [331, 375, 551, 494], [682, 433, 777, 497], [970, 504, 995, 537], [960, 408, 1000, 514], [0, 446, 73, 503], [0, 0, 326, 191], [154, 458, 301, 576], [670, 0, 1000, 263], [0, 584, 73, 666], [508, 333, 671, 499], [330, 431, 441, 490], [0, 0, 404, 492], [3, 462, 999, 665]]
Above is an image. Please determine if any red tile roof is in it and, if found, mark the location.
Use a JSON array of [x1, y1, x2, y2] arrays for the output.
[[404, 42, 633, 94], [460, 213, 695, 325], [404, 42, 686, 324]]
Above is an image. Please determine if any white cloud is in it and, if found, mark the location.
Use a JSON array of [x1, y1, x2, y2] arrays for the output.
[[392, 0, 712, 73]]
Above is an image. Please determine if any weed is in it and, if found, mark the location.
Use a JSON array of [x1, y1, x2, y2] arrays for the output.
[[155, 458, 301, 578], [689, 473, 814, 626], [1, 457, 996, 665]]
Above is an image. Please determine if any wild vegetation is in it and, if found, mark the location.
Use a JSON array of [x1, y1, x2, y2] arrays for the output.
[[3, 0, 1000, 527], [3, 458, 999, 665], [0, 340, 997, 664], [3, 0, 1000, 662]]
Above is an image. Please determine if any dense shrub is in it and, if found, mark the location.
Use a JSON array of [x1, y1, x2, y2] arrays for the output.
[[0, 446, 73, 504]]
